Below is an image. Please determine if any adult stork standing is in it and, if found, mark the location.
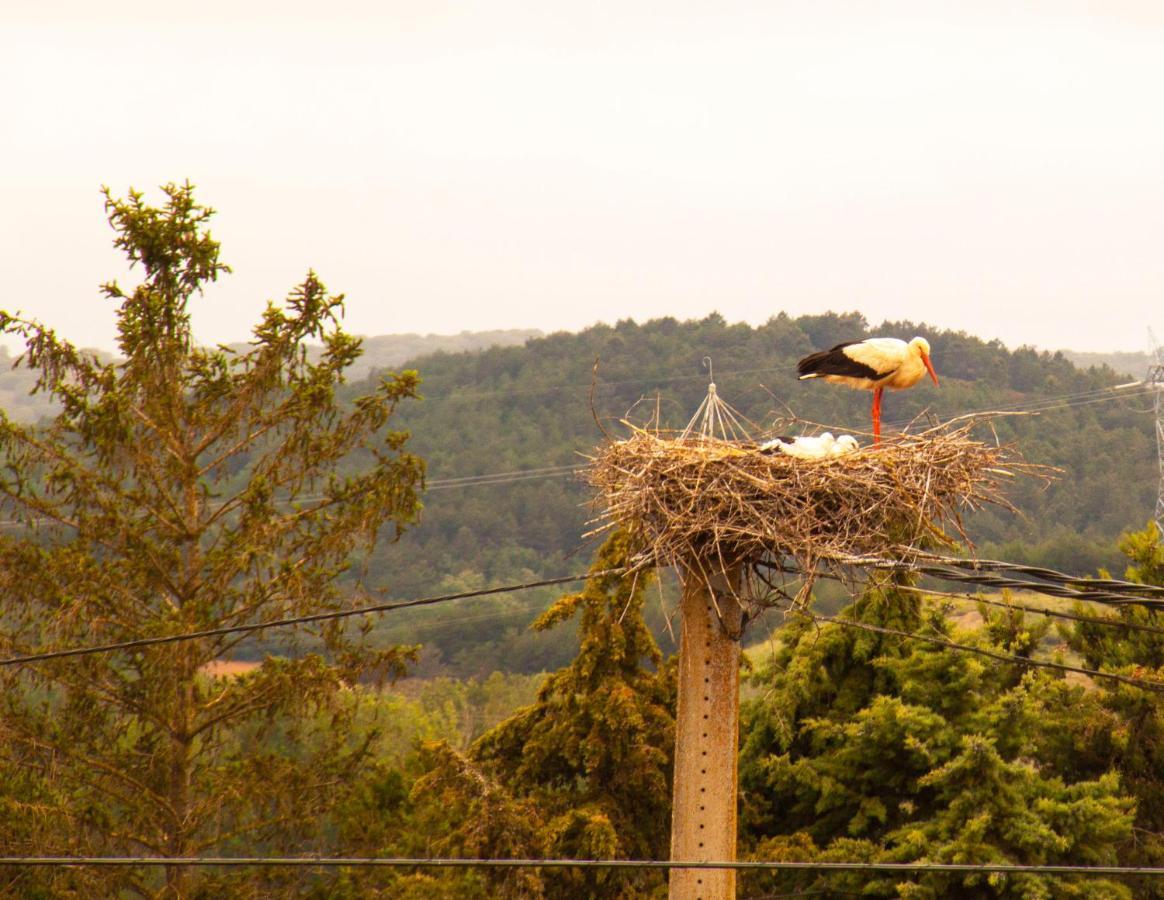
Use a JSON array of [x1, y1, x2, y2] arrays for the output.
[[796, 336, 939, 443]]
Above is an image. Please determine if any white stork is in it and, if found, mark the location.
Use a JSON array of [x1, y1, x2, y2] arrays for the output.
[[796, 337, 939, 443]]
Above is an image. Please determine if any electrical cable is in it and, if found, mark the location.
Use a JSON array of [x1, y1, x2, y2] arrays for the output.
[[0, 569, 625, 668], [780, 604, 1164, 693], [756, 562, 1164, 639], [1, 857, 1163, 875], [924, 554, 1164, 600]]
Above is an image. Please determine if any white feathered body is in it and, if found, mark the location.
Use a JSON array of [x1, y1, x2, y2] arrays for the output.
[[760, 433, 860, 460], [797, 337, 936, 391]]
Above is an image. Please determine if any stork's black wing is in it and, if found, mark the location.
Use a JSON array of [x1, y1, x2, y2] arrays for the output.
[[796, 341, 881, 380]]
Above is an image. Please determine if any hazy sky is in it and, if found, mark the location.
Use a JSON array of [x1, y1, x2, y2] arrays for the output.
[[3, 1, 1163, 354]]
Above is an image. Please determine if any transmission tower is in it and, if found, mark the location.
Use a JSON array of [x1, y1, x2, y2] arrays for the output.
[[1150, 329, 1164, 537]]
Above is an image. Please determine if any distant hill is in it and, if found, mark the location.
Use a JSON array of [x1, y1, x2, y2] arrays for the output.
[[327, 329, 542, 381], [350, 313, 1158, 676], [1057, 349, 1153, 381], [0, 345, 117, 423], [0, 329, 542, 422]]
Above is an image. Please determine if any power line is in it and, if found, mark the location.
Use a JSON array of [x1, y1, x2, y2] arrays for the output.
[[9, 511, 1164, 669], [0, 464, 587, 529], [925, 554, 1164, 601], [880, 381, 1155, 429], [758, 556, 1164, 611], [421, 382, 1156, 492], [759, 563, 1164, 639], [250, 382, 1164, 498], [425, 464, 583, 491], [404, 339, 1151, 407], [819, 557, 1164, 609], [1, 856, 1163, 876], [902, 585, 1164, 638], [0, 569, 624, 668], [784, 605, 1164, 693]]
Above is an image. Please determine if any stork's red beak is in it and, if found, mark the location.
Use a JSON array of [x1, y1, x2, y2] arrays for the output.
[[922, 353, 939, 386]]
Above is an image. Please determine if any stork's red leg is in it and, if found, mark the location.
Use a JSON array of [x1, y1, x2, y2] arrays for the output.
[[872, 387, 883, 444]]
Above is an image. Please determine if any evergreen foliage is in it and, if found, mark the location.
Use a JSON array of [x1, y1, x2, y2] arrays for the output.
[[408, 531, 675, 898], [739, 575, 1135, 898], [1060, 523, 1164, 897], [0, 183, 424, 898]]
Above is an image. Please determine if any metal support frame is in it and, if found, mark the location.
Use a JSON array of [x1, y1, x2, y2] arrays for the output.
[[1154, 367, 1164, 538], [1150, 329, 1164, 538]]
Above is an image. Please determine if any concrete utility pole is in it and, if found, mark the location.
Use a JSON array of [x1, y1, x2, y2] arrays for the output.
[[668, 369, 752, 900], [670, 565, 744, 900]]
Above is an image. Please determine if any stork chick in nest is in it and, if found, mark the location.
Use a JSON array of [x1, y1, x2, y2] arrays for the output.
[[760, 432, 860, 460]]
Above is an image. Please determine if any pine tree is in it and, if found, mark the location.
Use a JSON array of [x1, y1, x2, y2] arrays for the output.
[[0, 183, 424, 898]]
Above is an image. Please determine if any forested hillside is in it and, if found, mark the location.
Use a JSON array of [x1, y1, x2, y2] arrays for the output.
[[353, 312, 1158, 675], [320, 328, 542, 381], [1059, 349, 1153, 380], [0, 329, 540, 422]]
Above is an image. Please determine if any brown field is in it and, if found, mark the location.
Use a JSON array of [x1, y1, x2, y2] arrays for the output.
[[200, 660, 262, 678]]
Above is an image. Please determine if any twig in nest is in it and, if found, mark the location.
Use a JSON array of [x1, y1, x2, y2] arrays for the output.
[[589, 356, 612, 441], [586, 413, 1053, 629]]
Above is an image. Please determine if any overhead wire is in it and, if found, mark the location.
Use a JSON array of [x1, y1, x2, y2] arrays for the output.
[[756, 561, 1164, 639], [780, 604, 1164, 693], [899, 561, 1164, 609], [2, 856, 1164, 876], [895, 585, 1164, 638], [756, 553, 1164, 611], [925, 554, 1164, 600], [9, 551, 1164, 684], [400, 338, 1150, 406], [880, 381, 1155, 429], [419, 381, 1157, 491], [0, 569, 626, 668]]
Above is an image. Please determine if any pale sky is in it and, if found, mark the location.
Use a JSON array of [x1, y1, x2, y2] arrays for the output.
[[3, 1, 1163, 354]]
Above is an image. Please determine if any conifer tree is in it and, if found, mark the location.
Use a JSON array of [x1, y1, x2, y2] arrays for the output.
[[1061, 522, 1164, 897], [409, 530, 676, 898], [0, 183, 424, 898], [740, 577, 1134, 899]]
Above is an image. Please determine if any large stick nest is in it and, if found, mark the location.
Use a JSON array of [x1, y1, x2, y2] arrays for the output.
[[586, 417, 1047, 576]]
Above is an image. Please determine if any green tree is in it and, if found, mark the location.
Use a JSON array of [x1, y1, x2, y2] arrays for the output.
[[407, 531, 676, 898], [1060, 522, 1164, 896], [0, 183, 424, 898], [739, 578, 1134, 899]]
